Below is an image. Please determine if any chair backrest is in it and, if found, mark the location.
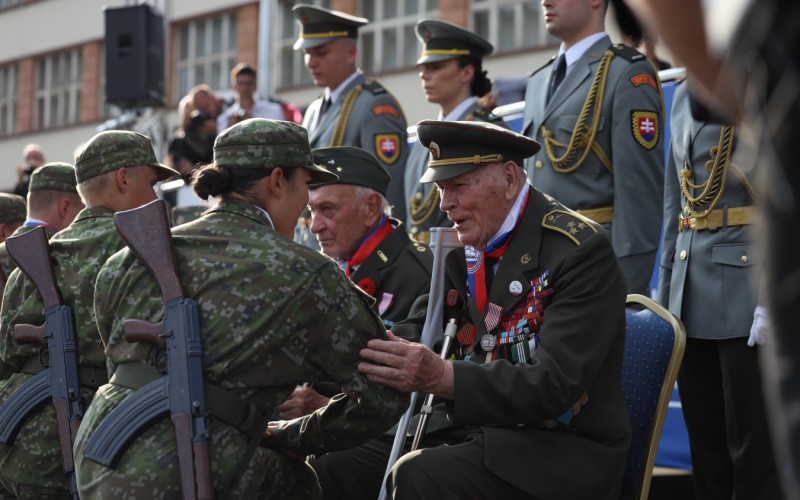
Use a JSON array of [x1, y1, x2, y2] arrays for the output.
[[620, 294, 686, 500]]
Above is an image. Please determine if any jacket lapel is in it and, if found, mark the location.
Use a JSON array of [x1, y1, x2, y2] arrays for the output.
[[523, 61, 552, 137], [310, 74, 366, 146]]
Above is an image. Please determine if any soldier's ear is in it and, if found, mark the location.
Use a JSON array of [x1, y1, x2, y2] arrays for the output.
[[115, 168, 129, 193]]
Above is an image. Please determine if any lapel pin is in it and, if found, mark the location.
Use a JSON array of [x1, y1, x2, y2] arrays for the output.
[[521, 254, 531, 264], [509, 280, 523, 296]]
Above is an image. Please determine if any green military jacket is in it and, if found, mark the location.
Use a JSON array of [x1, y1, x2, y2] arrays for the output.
[[0, 206, 117, 492], [73, 199, 407, 499]]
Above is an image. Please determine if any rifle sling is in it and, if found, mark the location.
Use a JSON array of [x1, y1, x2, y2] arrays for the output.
[[110, 362, 264, 440], [20, 357, 108, 389]]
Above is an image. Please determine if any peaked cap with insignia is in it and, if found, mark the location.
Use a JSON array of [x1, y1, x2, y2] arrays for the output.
[[310, 146, 390, 197], [415, 19, 494, 65], [292, 4, 368, 50], [213, 118, 338, 185], [416, 120, 540, 183]]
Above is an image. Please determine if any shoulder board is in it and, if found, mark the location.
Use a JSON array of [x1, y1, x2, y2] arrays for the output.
[[362, 79, 387, 95], [529, 55, 556, 78], [467, 107, 508, 127], [541, 208, 599, 246], [409, 241, 434, 272], [610, 44, 647, 63]]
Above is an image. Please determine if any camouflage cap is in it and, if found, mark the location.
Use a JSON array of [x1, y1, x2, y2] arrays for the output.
[[213, 118, 338, 184], [75, 130, 179, 183], [0, 193, 26, 224], [28, 162, 78, 194]]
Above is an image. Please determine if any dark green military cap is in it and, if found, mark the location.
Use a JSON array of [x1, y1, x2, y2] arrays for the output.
[[292, 4, 368, 50], [415, 19, 494, 65], [213, 118, 338, 184], [75, 131, 178, 183], [0, 193, 26, 224], [311, 146, 390, 197], [417, 120, 540, 183], [29, 162, 78, 194]]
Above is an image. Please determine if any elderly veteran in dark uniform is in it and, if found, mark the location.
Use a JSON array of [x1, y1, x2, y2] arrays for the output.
[[73, 120, 408, 499], [293, 4, 409, 239], [278, 146, 432, 420], [522, 0, 663, 295], [404, 19, 506, 244], [0, 131, 177, 498], [358, 120, 630, 500], [0, 163, 84, 282], [0, 193, 25, 244], [658, 83, 781, 499]]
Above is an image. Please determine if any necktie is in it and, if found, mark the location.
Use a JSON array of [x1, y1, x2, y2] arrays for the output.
[[319, 97, 331, 117], [546, 54, 566, 104]]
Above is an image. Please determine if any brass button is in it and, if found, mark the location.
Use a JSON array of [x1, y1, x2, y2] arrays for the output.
[[535, 160, 543, 169], [741, 255, 748, 263], [679, 250, 687, 260]]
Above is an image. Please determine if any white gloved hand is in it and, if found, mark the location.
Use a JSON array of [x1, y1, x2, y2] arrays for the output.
[[748, 306, 771, 347]]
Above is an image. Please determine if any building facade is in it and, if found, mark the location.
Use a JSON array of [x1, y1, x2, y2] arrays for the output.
[[0, 0, 572, 189]]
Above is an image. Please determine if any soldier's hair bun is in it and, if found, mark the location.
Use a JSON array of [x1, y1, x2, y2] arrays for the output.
[[192, 164, 232, 200]]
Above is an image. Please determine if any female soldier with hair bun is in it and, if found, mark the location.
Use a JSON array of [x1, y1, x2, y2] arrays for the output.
[[74, 119, 407, 499], [404, 19, 506, 244]]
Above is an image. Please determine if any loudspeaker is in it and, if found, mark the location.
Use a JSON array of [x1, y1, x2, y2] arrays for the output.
[[104, 4, 165, 108]]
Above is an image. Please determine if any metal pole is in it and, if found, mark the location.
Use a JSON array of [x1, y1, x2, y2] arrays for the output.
[[257, 0, 272, 100]]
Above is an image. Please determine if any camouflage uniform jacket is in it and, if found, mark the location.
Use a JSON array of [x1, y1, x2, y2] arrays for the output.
[[73, 199, 407, 499], [0, 206, 118, 491]]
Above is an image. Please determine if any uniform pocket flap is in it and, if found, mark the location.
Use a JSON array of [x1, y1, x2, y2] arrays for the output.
[[711, 243, 754, 267]]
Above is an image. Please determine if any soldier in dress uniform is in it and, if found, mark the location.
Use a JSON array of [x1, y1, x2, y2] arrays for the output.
[[73, 119, 407, 499], [657, 82, 782, 500], [522, 0, 664, 295], [0, 131, 177, 497], [404, 19, 506, 244], [277, 146, 431, 419], [0, 163, 84, 281], [352, 120, 630, 499], [292, 3, 409, 248], [0, 193, 25, 243]]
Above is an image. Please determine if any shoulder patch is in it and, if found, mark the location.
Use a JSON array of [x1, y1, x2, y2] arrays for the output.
[[362, 79, 387, 95], [632, 111, 659, 149], [374, 134, 401, 165], [610, 44, 647, 63], [372, 104, 400, 118], [541, 209, 598, 245], [630, 73, 658, 91]]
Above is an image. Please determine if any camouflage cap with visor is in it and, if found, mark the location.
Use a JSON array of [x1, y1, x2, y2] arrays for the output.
[[75, 130, 178, 183], [213, 118, 338, 184], [29, 162, 78, 194], [0, 193, 26, 224]]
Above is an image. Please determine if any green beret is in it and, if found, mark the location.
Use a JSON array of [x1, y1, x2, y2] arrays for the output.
[[416, 120, 541, 183], [213, 118, 338, 185], [29, 162, 78, 194], [310, 146, 390, 197], [293, 4, 368, 50], [415, 19, 494, 65], [0, 193, 26, 224], [75, 131, 178, 183]]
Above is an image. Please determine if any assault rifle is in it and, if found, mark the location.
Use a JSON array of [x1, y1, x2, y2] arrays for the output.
[[82, 199, 214, 500], [0, 226, 82, 499]]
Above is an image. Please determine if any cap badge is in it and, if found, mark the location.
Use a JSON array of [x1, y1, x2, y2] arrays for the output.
[[429, 141, 440, 160]]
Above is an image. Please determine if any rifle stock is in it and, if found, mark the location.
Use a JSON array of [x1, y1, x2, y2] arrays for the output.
[[378, 227, 462, 500], [6, 227, 61, 308]]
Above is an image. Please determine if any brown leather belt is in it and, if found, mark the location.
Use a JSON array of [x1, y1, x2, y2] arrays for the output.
[[577, 206, 613, 224], [679, 206, 754, 232]]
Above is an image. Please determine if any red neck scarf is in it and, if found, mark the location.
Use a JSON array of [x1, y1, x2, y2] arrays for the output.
[[346, 216, 393, 277]]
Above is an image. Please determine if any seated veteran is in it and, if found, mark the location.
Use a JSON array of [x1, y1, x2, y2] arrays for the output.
[[72, 119, 408, 499], [277, 146, 432, 420], [357, 120, 631, 500]]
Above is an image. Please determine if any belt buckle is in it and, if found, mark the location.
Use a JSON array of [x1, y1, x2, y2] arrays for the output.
[[689, 215, 708, 231]]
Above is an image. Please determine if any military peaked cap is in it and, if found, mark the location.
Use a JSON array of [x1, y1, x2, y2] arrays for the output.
[[75, 131, 178, 183], [415, 19, 494, 65], [29, 162, 78, 194], [416, 120, 540, 183], [310, 146, 390, 197], [292, 4, 368, 50], [213, 118, 338, 185]]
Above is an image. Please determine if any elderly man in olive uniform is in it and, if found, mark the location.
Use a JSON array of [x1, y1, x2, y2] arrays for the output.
[[0, 163, 84, 282], [358, 121, 630, 499], [293, 4, 409, 248], [0, 193, 25, 243], [278, 146, 432, 420], [0, 131, 177, 497], [404, 19, 505, 244], [658, 82, 782, 499], [522, 0, 663, 295]]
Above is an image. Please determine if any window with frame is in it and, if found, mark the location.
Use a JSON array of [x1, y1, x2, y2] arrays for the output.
[[174, 12, 238, 100], [34, 49, 82, 130], [275, 0, 331, 89], [0, 63, 17, 136], [471, 0, 554, 53]]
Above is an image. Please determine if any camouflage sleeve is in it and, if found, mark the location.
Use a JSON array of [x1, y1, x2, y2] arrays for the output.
[[0, 269, 46, 379], [270, 261, 408, 455]]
